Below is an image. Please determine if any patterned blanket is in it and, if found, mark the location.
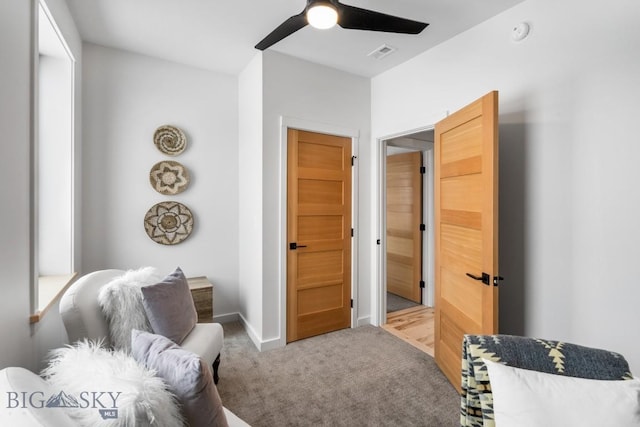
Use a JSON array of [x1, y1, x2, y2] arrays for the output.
[[460, 334, 633, 427]]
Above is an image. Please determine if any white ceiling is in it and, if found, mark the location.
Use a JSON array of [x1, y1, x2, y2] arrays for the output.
[[65, 0, 524, 77]]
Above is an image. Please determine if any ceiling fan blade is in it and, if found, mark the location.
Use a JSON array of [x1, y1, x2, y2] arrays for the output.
[[255, 12, 308, 51], [337, 3, 428, 34]]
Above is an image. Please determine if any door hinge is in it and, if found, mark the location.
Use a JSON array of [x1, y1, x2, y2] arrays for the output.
[[419, 280, 425, 289], [350, 299, 353, 308], [351, 156, 357, 166], [351, 228, 354, 237], [376, 239, 381, 245], [419, 224, 426, 231], [420, 166, 426, 174]]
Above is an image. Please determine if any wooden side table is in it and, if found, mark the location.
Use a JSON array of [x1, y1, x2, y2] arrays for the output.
[[187, 276, 213, 323]]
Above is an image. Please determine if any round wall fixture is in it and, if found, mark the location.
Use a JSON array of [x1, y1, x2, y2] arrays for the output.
[[511, 22, 530, 42], [144, 201, 194, 245], [153, 125, 187, 156], [149, 160, 190, 195]]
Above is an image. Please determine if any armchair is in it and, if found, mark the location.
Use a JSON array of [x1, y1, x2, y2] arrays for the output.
[[59, 269, 224, 383]]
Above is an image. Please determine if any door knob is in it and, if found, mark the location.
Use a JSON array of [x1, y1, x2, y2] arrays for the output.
[[289, 242, 307, 250]]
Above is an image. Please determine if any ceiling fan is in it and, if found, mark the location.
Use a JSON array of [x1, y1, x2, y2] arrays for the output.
[[255, 0, 429, 50]]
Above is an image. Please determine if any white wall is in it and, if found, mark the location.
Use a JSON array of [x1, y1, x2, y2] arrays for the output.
[[371, 0, 640, 373], [0, 0, 81, 371], [258, 51, 371, 345], [238, 53, 264, 340], [0, 0, 35, 371], [81, 44, 240, 318]]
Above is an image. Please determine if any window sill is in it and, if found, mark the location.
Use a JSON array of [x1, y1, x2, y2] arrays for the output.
[[30, 272, 78, 324]]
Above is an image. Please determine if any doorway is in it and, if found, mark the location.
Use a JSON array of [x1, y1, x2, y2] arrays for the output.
[[380, 129, 435, 355], [381, 127, 434, 323], [286, 128, 353, 343], [277, 117, 360, 350], [376, 92, 499, 389], [386, 149, 423, 310]]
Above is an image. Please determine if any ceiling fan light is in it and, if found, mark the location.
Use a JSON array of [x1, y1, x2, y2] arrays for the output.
[[307, 4, 338, 29]]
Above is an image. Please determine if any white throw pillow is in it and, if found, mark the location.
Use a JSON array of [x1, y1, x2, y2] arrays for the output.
[[484, 358, 640, 427], [98, 266, 162, 352], [42, 340, 183, 427]]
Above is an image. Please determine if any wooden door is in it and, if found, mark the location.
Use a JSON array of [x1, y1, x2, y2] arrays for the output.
[[287, 129, 352, 342], [386, 152, 423, 304], [434, 91, 499, 392]]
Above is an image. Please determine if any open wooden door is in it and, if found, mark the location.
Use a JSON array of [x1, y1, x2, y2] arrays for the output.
[[287, 129, 352, 343], [434, 91, 499, 392], [386, 152, 423, 304]]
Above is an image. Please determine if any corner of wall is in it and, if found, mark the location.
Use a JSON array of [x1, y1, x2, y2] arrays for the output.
[[237, 51, 265, 340]]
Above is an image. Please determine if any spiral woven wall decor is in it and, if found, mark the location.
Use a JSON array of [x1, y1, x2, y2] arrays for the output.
[[153, 125, 187, 156], [144, 201, 194, 245]]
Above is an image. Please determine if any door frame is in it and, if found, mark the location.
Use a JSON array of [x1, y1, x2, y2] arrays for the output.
[[374, 119, 445, 326], [278, 116, 360, 347]]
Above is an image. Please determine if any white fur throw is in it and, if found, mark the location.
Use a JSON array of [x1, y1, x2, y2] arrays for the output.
[[42, 340, 183, 427], [98, 267, 162, 352]]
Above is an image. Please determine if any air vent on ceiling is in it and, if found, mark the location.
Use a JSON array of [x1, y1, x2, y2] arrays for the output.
[[367, 44, 396, 60]]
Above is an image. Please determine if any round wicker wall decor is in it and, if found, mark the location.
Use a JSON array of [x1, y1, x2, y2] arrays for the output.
[[144, 201, 194, 245], [149, 160, 190, 195], [153, 125, 187, 156]]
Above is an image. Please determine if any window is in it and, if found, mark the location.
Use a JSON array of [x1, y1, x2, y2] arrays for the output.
[[31, 1, 76, 322]]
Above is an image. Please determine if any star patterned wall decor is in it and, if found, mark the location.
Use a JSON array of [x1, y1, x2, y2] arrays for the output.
[[149, 160, 190, 195], [144, 201, 194, 245]]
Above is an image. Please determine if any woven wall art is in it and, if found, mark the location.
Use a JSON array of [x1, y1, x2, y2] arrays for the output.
[[144, 201, 194, 245], [153, 125, 187, 156], [149, 160, 190, 195]]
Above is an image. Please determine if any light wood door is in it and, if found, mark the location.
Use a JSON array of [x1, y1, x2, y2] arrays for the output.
[[434, 91, 499, 392], [287, 129, 352, 343], [386, 152, 423, 304]]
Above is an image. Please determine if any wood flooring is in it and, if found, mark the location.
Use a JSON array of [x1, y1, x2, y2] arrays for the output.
[[382, 306, 435, 357]]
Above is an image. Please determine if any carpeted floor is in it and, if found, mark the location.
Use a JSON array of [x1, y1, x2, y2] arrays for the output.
[[217, 321, 459, 427], [387, 292, 421, 313]]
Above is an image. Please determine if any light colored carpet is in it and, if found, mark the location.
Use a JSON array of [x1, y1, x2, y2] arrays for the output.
[[387, 292, 421, 313], [217, 321, 459, 427]]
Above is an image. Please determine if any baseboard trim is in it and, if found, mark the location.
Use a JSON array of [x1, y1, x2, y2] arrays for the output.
[[260, 336, 285, 351], [235, 313, 286, 351], [237, 313, 263, 351], [226, 312, 370, 351], [357, 316, 371, 327], [213, 312, 240, 324]]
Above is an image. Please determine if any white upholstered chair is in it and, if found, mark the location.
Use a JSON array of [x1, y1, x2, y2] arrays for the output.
[[59, 269, 224, 383]]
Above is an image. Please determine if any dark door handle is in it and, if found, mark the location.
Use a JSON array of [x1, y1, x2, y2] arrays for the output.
[[289, 242, 308, 250], [466, 272, 491, 286]]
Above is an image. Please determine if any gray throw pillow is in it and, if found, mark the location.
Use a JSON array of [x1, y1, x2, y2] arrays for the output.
[[141, 267, 197, 344], [131, 330, 229, 427]]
